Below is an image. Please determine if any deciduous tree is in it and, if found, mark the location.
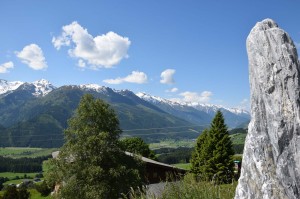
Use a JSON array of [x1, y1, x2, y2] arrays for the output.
[[120, 137, 157, 160], [46, 94, 144, 199]]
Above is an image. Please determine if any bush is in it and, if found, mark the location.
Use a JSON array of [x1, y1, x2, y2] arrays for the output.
[[3, 186, 19, 199], [0, 177, 9, 191], [35, 181, 52, 197], [18, 186, 30, 199]]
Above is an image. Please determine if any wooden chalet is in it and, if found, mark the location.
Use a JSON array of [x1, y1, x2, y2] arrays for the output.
[[52, 151, 187, 184]]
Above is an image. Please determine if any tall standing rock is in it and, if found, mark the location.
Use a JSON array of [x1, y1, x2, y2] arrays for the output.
[[235, 19, 300, 199]]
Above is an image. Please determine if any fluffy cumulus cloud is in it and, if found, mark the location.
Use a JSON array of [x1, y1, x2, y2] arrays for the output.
[[52, 21, 131, 68], [16, 44, 47, 70], [166, 87, 178, 93], [179, 91, 213, 103], [160, 69, 175, 84], [0, 61, 14, 73], [103, 71, 147, 84]]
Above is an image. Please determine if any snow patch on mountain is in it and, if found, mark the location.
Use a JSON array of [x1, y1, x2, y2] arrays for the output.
[[32, 79, 56, 96], [136, 92, 182, 106], [137, 92, 249, 116], [0, 79, 55, 97], [0, 79, 24, 95], [79, 84, 108, 93]]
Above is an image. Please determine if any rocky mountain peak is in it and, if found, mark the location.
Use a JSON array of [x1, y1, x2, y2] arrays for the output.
[[0, 79, 24, 95], [32, 79, 56, 96]]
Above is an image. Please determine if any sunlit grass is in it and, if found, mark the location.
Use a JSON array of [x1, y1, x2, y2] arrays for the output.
[[125, 173, 237, 199]]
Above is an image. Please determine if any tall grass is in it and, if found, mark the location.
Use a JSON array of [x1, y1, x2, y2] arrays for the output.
[[125, 173, 237, 199]]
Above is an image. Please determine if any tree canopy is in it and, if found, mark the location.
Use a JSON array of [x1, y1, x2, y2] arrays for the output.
[[191, 110, 234, 183], [120, 137, 157, 160], [46, 94, 144, 199]]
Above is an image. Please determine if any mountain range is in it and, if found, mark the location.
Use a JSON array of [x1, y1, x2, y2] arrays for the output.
[[0, 79, 250, 147]]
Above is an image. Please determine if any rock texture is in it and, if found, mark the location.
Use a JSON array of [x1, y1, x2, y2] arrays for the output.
[[235, 19, 300, 199]]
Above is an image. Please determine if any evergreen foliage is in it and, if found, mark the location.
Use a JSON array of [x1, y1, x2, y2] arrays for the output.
[[157, 147, 193, 164], [191, 111, 234, 183], [0, 156, 48, 173], [120, 137, 157, 160], [46, 94, 144, 199], [191, 129, 210, 177]]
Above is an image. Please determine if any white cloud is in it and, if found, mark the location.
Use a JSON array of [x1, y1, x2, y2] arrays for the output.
[[16, 44, 47, 70], [160, 69, 175, 84], [103, 71, 147, 84], [52, 21, 131, 68], [179, 91, 213, 103], [239, 98, 250, 110], [0, 61, 14, 73], [77, 59, 86, 68], [166, 87, 178, 93]]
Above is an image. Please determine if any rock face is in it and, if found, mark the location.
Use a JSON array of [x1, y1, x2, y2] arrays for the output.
[[235, 19, 300, 199]]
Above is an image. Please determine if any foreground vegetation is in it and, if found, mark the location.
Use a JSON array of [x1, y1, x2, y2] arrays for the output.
[[0, 188, 51, 199], [126, 174, 237, 199]]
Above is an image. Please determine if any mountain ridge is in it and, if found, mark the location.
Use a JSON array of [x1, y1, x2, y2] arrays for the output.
[[0, 79, 249, 115], [0, 79, 250, 147]]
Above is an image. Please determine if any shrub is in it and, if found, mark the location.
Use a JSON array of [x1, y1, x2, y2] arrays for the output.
[[35, 181, 52, 197]]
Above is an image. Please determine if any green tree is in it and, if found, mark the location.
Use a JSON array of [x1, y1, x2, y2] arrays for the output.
[[191, 129, 211, 179], [191, 111, 234, 184], [120, 137, 157, 160], [18, 186, 30, 199], [3, 186, 19, 199], [35, 181, 51, 196], [46, 94, 144, 199]]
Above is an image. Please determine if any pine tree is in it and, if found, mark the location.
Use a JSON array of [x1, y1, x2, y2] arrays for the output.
[[191, 129, 211, 179], [46, 94, 144, 199], [191, 110, 234, 183], [207, 110, 234, 183]]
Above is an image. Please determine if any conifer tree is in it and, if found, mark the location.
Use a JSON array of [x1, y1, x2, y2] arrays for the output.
[[207, 110, 234, 183], [191, 110, 234, 183], [191, 129, 210, 178]]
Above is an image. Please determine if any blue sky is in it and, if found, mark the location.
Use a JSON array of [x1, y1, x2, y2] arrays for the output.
[[0, 0, 299, 110]]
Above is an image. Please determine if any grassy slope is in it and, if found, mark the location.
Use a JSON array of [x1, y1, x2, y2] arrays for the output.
[[0, 147, 57, 158], [0, 189, 51, 199], [230, 133, 247, 145], [173, 163, 191, 170], [149, 139, 196, 150], [0, 172, 37, 179]]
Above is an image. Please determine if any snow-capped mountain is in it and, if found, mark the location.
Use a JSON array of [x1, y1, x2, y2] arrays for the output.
[[79, 84, 108, 93], [0, 79, 250, 129], [0, 79, 250, 147], [136, 92, 250, 128], [137, 92, 249, 116], [0, 79, 24, 95], [0, 79, 56, 97], [32, 79, 56, 96]]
